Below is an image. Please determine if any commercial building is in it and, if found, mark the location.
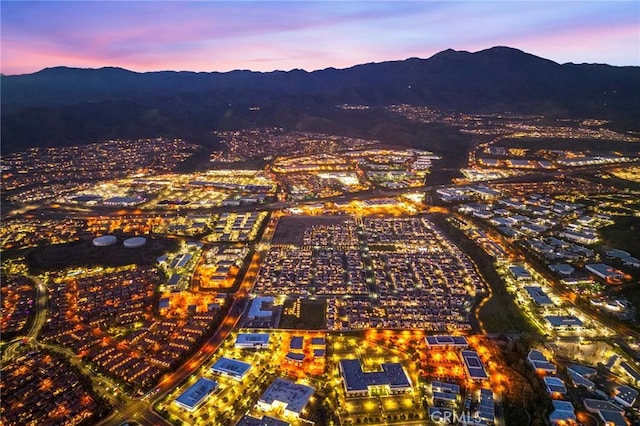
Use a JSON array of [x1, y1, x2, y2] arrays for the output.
[[567, 364, 596, 390], [210, 357, 251, 381], [598, 410, 629, 426], [461, 351, 488, 381], [549, 400, 576, 425], [545, 315, 584, 331], [620, 361, 640, 385], [433, 391, 458, 404], [432, 381, 460, 404], [543, 376, 567, 395], [289, 336, 304, 351], [428, 407, 455, 423], [339, 359, 412, 397], [103, 196, 145, 207], [613, 385, 638, 408], [431, 381, 461, 395], [472, 186, 501, 199], [527, 350, 557, 375], [257, 378, 314, 418], [583, 399, 626, 426], [170, 253, 193, 269], [425, 335, 469, 349], [248, 296, 276, 320], [362, 198, 400, 208], [585, 263, 625, 284], [313, 349, 325, 359], [524, 287, 555, 308], [559, 229, 598, 245], [235, 333, 270, 349], [478, 388, 495, 424], [174, 377, 218, 411], [236, 415, 290, 426], [310, 337, 326, 347], [606, 249, 640, 268], [509, 265, 532, 281], [548, 264, 575, 276], [285, 352, 305, 365]]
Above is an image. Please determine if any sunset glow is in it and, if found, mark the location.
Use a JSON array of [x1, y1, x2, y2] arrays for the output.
[[2, 1, 638, 75]]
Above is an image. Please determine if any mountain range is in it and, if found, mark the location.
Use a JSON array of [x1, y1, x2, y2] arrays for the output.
[[2, 46, 639, 154]]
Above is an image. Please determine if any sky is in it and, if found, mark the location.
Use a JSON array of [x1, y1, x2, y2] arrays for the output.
[[1, 1, 639, 75]]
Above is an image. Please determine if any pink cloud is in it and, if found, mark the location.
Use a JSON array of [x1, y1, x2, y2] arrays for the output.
[[1, 1, 638, 75]]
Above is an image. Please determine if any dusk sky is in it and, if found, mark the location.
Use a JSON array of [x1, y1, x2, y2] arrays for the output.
[[2, 1, 639, 75]]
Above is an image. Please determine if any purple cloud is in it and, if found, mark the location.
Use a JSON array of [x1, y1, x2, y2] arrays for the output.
[[1, 1, 638, 75]]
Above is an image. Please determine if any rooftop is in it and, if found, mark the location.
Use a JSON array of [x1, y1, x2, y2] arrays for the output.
[[311, 337, 326, 346], [567, 364, 597, 378], [509, 265, 532, 280], [614, 385, 639, 406], [543, 376, 567, 394], [620, 361, 640, 381], [431, 381, 461, 394], [425, 335, 468, 347], [550, 400, 576, 425], [340, 359, 412, 393], [235, 333, 270, 347], [599, 410, 629, 426], [461, 351, 488, 380], [248, 296, 275, 319], [583, 398, 624, 413], [174, 377, 218, 411], [258, 377, 314, 415], [210, 357, 251, 379], [527, 350, 557, 372], [286, 352, 305, 362], [524, 286, 554, 306], [585, 263, 624, 278], [236, 414, 290, 426], [545, 315, 583, 328], [289, 336, 304, 350]]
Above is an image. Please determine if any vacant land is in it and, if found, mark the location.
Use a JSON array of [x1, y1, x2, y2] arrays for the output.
[[278, 299, 326, 329], [600, 216, 640, 258], [27, 237, 178, 273], [479, 295, 539, 334], [271, 215, 349, 245]]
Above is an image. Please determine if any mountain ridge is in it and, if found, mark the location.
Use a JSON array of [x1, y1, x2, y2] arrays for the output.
[[2, 46, 639, 153], [3, 46, 597, 76]]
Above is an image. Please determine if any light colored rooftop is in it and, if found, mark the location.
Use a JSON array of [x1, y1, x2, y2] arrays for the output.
[[259, 378, 314, 415]]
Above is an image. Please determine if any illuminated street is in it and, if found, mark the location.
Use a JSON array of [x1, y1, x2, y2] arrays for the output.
[[2, 119, 640, 426]]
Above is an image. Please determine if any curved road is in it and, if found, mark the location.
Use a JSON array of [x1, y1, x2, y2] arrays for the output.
[[3, 275, 48, 360], [2, 275, 128, 410]]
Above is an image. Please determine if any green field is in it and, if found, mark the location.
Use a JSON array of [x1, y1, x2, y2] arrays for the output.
[[599, 216, 640, 258], [430, 214, 538, 334], [478, 294, 539, 334], [26, 237, 178, 273]]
